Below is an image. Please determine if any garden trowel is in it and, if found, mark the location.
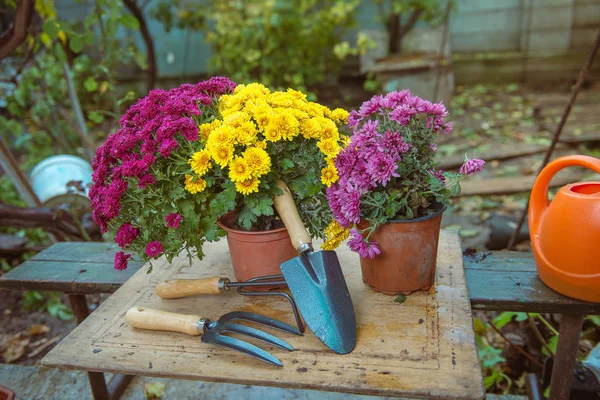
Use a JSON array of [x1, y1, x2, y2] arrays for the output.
[[272, 179, 356, 354]]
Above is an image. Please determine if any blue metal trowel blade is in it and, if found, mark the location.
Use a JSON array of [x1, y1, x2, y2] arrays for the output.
[[280, 250, 356, 354]]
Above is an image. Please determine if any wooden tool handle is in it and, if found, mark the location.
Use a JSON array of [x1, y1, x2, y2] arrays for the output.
[[273, 179, 312, 252], [125, 307, 204, 336], [155, 277, 226, 299]]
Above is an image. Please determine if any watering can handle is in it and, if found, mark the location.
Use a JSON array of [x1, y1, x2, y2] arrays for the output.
[[273, 179, 313, 253], [529, 155, 600, 234]]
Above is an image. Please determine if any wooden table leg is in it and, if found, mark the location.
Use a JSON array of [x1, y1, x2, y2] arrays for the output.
[[549, 314, 585, 400]]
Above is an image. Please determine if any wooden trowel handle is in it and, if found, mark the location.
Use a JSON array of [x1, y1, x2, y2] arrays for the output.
[[273, 179, 312, 253], [155, 277, 227, 299], [125, 307, 204, 336]]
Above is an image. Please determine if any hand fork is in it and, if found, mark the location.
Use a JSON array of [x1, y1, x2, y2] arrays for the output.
[[125, 306, 302, 367]]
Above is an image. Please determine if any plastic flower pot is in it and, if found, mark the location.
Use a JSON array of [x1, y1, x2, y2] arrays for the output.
[[30, 155, 93, 214], [358, 204, 446, 295], [217, 211, 297, 289]]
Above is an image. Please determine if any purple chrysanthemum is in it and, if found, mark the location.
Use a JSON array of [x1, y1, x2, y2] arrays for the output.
[[459, 158, 486, 175], [115, 223, 139, 247], [429, 169, 446, 184], [137, 174, 156, 189], [340, 187, 362, 224], [366, 153, 399, 187], [145, 241, 164, 258], [114, 251, 131, 271], [165, 213, 183, 229], [347, 229, 381, 259]]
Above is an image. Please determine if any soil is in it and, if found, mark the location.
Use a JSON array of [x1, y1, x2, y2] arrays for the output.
[[226, 214, 285, 232]]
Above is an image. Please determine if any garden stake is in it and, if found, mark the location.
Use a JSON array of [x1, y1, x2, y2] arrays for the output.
[[125, 306, 302, 367]]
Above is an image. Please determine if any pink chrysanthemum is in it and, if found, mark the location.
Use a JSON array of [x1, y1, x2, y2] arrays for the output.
[[114, 251, 131, 271], [145, 241, 164, 258], [347, 229, 381, 259], [459, 158, 486, 175], [115, 223, 139, 247], [165, 213, 183, 229]]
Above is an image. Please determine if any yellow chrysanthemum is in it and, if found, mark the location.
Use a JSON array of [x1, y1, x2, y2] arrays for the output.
[[331, 108, 349, 125], [321, 163, 339, 187], [184, 174, 207, 194], [321, 220, 349, 250], [286, 88, 307, 101], [254, 112, 272, 132], [317, 117, 339, 142], [233, 83, 270, 102], [207, 125, 236, 148], [305, 103, 324, 117], [210, 144, 234, 168], [224, 111, 251, 128], [235, 177, 260, 195], [300, 118, 321, 139], [268, 92, 295, 108], [199, 120, 222, 141], [244, 98, 271, 118], [228, 156, 252, 182], [235, 121, 258, 145], [289, 108, 309, 121], [317, 139, 340, 158], [188, 149, 211, 176], [265, 110, 299, 141], [243, 147, 271, 177], [340, 134, 351, 147], [219, 95, 243, 116], [255, 140, 268, 149]]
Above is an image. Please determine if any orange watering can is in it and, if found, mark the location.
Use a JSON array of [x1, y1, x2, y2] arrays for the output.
[[529, 155, 600, 303]]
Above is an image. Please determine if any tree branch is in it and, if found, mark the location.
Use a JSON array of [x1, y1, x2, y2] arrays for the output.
[[0, 0, 35, 61], [390, 8, 423, 55], [123, 0, 157, 92]]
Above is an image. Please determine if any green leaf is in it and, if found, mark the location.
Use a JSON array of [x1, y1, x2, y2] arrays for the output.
[[168, 186, 186, 201], [238, 206, 257, 229], [586, 315, 600, 326], [84, 77, 98, 92], [88, 111, 104, 124], [479, 346, 505, 368], [252, 196, 274, 217], [120, 14, 140, 30], [69, 35, 84, 52], [484, 375, 496, 389], [43, 20, 59, 39], [281, 158, 294, 170], [492, 312, 529, 329], [394, 294, 406, 304], [144, 381, 166, 399], [209, 185, 236, 216]]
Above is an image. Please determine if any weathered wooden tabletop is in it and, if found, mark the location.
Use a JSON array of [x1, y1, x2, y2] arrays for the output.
[[42, 230, 484, 400]]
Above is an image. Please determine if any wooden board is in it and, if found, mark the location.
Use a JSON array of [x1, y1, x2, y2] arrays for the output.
[[465, 251, 600, 315], [42, 231, 484, 400], [437, 143, 552, 170], [458, 172, 585, 196], [0, 242, 143, 294]]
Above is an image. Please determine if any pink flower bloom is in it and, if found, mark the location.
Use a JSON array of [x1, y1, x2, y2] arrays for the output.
[[145, 241, 164, 258], [459, 158, 485, 175], [347, 229, 381, 259], [115, 223, 139, 247], [389, 104, 417, 126], [347, 110, 361, 129], [430, 144, 438, 152], [383, 131, 410, 155], [114, 251, 131, 271], [366, 153, 399, 187], [166, 213, 183, 229], [138, 174, 156, 189], [358, 95, 383, 118], [340, 188, 362, 224], [429, 169, 446, 184], [159, 139, 178, 158], [443, 122, 453, 135]]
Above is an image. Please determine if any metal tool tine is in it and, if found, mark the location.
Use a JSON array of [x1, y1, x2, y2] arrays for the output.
[[222, 322, 293, 351], [202, 333, 283, 367], [223, 311, 303, 336]]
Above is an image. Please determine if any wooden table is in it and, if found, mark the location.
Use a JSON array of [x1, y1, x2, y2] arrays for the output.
[[40, 231, 485, 400]]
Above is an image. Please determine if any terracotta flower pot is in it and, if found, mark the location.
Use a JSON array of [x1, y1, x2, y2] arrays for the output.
[[358, 205, 446, 295], [217, 211, 297, 287]]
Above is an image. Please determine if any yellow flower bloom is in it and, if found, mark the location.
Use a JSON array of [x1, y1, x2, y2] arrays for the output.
[[210, 144, 234, 168], [224, 111, 251, 128], [289, 108, 309, 121], [317, 117, 339, 142], [331, 108, 349, 125], [235, 121, 258, 145], [199, 120, 222, 141], [305, 103, 324, 117], [321, 220, 349, 250], [255, 140, 268, 149], [228, 156, 252, 182], [254, 112, 272, 132], [233, 83, 270, 102], [207, 125, 236, 148], [244, 98, 271, 118], [235, 177, 260, 195], [286, 88, 307, 101], [219, 95, 243, 116], [265, 110, 299, 141], [300, 118, 321, 139], [340, 134, 351, 147], [321, 163, 339, 187], [188, 149, 211, 176], [184, 174, 207, 194], [268, 91, 294, 108], [243, 147, 271, 177], [317, 139, 340, 158]]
